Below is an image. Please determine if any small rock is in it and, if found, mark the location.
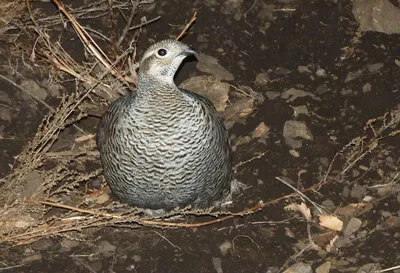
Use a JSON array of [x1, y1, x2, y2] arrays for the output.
[[180, 76, 229, 111], [196, 54, 234, 81], [298, 65, 311, 74], [265, 91, 281, 100], [316, 68, 327, 77], [316, 84, 330, 95], [343, 217, 362, 236], [212, 257, 223, 273], [289, 149, 300, 157], [342, 186, 350, 198], [132, 255, 141, 262], [381, 211, 392, 218], [356, 263, 381, 273], [385, 216, 400, 228], [316, 261, 331, 273], [345, 70, 363, 83], [281, 88, 320, 102], [283, 120, 314, 141], [362, 83, 372, 93], [21, 79, 48, 101], [353, 0, 400, 34], [252, 122, 270, 139], [274, 67, 291, 75], [350, 185, 367, 201], [292, 105, 309, 117], [367, 63, 384, 73], [283, 262, 312, 273], [352, 169, 360, 177], [219, 241, 232, 256], [98, 241, 116, 257], [321, 199, 335, 211], [255, 72, 270, 86]]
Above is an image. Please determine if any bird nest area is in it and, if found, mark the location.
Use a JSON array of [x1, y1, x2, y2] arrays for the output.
[[0, 0, 399, 259]]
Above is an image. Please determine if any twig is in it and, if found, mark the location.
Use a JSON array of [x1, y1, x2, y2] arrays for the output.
[[378, 265, 400, 273], [117, 0, 139, 47], [176, 12, 197, 41], [154, 231, 182, 251], [129, 16, 161, 31]]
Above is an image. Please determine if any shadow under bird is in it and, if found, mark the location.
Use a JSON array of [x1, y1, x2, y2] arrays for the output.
[[97, 39, 238, 212]]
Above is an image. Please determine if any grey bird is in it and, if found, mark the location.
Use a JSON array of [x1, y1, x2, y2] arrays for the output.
[[97, 39, 235, 212]]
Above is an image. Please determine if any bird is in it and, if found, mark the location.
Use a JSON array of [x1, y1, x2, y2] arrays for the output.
[[97, 39, 236, 212]]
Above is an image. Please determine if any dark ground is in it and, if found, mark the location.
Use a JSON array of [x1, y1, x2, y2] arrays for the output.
[[0, 0, 399, 272]]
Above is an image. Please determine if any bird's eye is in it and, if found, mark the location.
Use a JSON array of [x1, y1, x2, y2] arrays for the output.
[[157, 48, 168, 57]]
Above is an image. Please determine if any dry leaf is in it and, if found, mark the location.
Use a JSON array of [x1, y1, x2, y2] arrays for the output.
[[285, 202, 312, 221], [319, 214, 343, 231], [325, 235, 339, 252]]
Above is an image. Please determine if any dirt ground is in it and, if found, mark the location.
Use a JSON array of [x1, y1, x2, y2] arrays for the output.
[[0, 0, 399, 272]]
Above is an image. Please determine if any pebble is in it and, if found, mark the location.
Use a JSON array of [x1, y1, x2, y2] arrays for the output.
[[345, 70, 363, 83], [316, 84, 330, 95], [367, 63, 384, 73], [350, 185, 367, 201], [196, 54, 234, 81], [289, 149, 300, 157], [362, 83, 372, 93], [321, 199, 336, 211], [98, 240, 116, 257], [255, 72, 270, 86], [21, 79, 48, 101], [283, 120, 314, 141], [316, 261, 331, 273], [274, 67, 291, 75], [356, 263, 381, 273], [219, 241, 232, 256], [342, 186, 350, 198], [212, 257, 223, 273], [251, 122, 270, 139], [298, 65, 311, 74], [316, 68, 327, 77], [265, 91, 281, 100], [343, 217, 362, 236], [292, 105, 309, 117], [283, 262, 313, 273]]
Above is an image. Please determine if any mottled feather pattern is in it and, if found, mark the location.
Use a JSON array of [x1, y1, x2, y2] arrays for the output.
[[97, 40, 233, 210]]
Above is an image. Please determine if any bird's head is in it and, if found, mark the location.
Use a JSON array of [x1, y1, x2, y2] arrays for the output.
[[139, 39, 196, 85]]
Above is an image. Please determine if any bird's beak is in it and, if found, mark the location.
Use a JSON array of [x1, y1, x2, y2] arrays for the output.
[[181, 47, 197, 57]]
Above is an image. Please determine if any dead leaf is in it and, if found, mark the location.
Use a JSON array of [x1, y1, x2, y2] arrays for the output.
[[252, 122, 270, 138], [319, 214, 343, 231], [285, 202, 312, 221], [180, 76, 229, 111]]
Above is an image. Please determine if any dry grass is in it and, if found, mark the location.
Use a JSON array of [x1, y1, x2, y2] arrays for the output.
[[0, 0, 399, 248]]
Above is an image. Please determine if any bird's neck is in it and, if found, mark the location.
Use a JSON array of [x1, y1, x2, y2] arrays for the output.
[[136, 73, 183, 102]]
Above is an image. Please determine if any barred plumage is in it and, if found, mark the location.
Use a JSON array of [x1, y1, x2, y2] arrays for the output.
[[97, 39, 234, 211]]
